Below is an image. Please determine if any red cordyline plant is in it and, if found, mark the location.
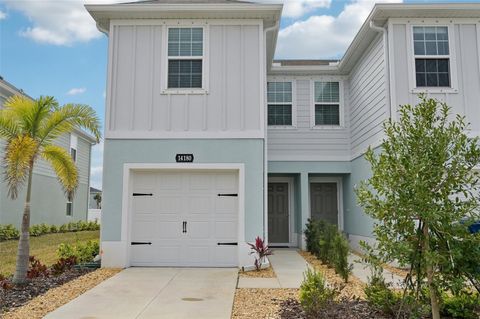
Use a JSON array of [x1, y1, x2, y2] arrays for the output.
[[248, 236, 273, 271]]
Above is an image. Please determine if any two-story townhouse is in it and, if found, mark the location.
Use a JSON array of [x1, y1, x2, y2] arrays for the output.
[[0, 77, 97, 227], [87, 1, 480, 269]]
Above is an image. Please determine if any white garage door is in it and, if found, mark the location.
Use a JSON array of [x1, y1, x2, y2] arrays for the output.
[[130, 170, 238, 267]]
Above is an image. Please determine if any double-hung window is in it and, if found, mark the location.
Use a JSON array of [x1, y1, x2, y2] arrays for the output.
[[413, 26, 451, 87], [167, 27, 203, 89], [313, 81, 340, 126], [66, 202, 73, 216], [267, 82, 293, 126]]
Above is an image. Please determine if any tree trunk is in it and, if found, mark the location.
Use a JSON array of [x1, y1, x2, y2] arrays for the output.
[[423, 222, 440, 319], [12, 165, 34, 284]]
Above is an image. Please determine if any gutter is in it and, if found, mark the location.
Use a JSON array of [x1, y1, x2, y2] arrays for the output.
[[369, 21, 392, 119], [262, 19, 279, 243]]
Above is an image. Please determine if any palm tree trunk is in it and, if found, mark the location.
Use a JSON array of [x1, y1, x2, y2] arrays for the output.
[[423, 222, 440, 319], [12, 165, 34, 284]]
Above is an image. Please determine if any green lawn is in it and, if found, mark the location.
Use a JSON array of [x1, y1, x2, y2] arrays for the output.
[[0, 230, 100, 277]]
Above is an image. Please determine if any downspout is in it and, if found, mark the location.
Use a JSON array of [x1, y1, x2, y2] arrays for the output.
[[369, 20, 392, 119], [262, 21, 279, 244]]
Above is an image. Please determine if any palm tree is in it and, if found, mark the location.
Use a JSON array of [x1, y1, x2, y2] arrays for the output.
[[0, 95, 101, 284]]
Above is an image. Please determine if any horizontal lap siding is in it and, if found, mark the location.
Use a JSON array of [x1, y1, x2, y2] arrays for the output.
[[109, 23, 263, 136], [267, 79, 351, 161], [348, 35, 387, 157]]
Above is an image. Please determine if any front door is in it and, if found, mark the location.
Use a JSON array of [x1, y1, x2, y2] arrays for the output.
[[268, 183, 289, 244], [310, 182, 338, 225]]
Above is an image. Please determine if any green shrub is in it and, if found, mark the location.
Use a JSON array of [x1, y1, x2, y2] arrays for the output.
[[332, 233, 352, 282], [58, 239, 99, 264], [318, 223, 338, 265], [59, 224, 68, 232], [364, 267, 399, 315], [304, 219, 322, 255], [50, 225, 59, 233], [441, 291, 480, 319], [29, 224, 44, 236], [300, 267, 337, 317], [0, 224, 20, 241]]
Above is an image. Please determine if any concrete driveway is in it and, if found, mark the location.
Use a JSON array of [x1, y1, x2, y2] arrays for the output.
[[44, 268, 238, 319]]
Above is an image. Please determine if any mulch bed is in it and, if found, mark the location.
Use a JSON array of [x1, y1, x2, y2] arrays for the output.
[[278, 298, 392, 319], [239, 266, 276, 278], [0, 268, 93, 313], [232, 288, 299, 318]]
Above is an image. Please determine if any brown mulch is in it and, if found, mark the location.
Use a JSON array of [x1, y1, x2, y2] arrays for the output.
[[232, 288, 299, 319], [239, 266, 276, 278], [0, 268, 94, 313], [277, 298, 393, 319], [297, 251, 366, 299], [1, 268, 121, 319]]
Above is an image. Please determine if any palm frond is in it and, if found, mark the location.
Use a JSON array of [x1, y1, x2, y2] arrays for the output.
[[38, 104, 101, 145], [41, 145, 78, 200], [3, 95, 55, 137], [0, 111, 20, 139], [3, 135, 37, 199]]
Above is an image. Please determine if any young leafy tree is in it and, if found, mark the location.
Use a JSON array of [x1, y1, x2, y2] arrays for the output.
[[356, 95, 480, 319], [0, 95, 101, 284]]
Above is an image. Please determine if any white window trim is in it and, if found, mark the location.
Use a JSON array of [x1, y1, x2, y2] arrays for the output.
[[310, 80, 345, 129], [70, 133, 78, 162], [309, 176, 344, 231], [267, 80, 297, 129], [407, 23, 459, 94], [161, 24, 209, 95], [66, 201, 73, 217], [268, 176, 297, 247]]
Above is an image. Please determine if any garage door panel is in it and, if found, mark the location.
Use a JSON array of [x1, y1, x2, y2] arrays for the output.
[[158, 173, 183, 190], [187, 221, 210, 239], [214, 221, 236, 238], [131, 170, 238, 267], [188, 196, 213, 214]]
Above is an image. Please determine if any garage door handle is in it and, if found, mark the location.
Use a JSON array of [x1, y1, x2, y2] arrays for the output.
[[217, 242, 238, 246], [217, 194, 238, 197], [131, 242, 152, 245]]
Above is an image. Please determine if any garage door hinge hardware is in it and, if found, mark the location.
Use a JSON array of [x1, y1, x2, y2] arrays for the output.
[[132, 193, 153, 196], [182, 221, 187, 233], [217, 242, 238, 246], [131, 242, 152, 245], [217, 194, 238, 197]]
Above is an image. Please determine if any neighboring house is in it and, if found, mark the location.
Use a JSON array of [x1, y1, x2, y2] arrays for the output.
[[86, 1, 480, 268], [89, 187, 102, 209], [0, 77, 97, 227]]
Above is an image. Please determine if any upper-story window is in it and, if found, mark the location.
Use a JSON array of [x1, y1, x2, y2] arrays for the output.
[[167, 27, 203, 89], [313, 81, 340, 126], [413, 26, 450, 87], [70, 133, 77, 162], [267, 82, 293, 126]]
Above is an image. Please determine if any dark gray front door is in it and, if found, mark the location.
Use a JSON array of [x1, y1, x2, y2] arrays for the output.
[[310, 182, 338, 225], [268, 183, 289, 243]]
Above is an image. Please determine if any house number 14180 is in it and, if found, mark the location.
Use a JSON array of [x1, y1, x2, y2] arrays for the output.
[[175, 154, 194, 163]]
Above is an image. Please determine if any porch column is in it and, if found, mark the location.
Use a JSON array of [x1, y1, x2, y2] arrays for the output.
[[299, 172, 309, 250]]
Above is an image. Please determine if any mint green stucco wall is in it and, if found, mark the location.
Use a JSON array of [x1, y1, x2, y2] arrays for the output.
[[102, 139, 265, 242], [0, 173, 89, 227]]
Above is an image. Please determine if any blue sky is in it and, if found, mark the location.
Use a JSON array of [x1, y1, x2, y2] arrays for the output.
[[0, 0, 477, 189]]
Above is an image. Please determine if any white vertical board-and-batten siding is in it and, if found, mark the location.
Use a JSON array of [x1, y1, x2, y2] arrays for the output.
[[266, 78, 351, 161], [390, 20, 480, 135], [106, 21, 264, 138]]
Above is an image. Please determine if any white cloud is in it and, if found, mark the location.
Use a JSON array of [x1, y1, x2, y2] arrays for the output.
[[276, 0, 402, 59], [282, 0, 331, 18], [0, 10, 6, 20], [67, 87, 86, 96], [2, 0, 130, 46]]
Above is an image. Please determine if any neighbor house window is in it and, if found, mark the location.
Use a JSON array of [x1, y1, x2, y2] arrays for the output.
[[66, 202, 73, 216], [167, 27, 203, 89], [413, 26, 451, 87], [314, 81, 340, 126], [267, 82, 293, 126], [70, 148, 77, 162]]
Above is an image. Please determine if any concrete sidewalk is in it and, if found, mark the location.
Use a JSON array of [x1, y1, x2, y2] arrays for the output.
[[348, 254, 405, 288], [44, 268, 237, 319], [237, 249, 309, 289]]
